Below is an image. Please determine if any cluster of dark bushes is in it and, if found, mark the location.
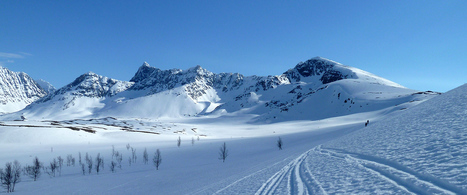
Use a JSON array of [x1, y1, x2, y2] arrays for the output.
[[1, 136, 283, 193]]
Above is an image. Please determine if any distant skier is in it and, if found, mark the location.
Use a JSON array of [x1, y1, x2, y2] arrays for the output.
[[365, 120, 369, 127]]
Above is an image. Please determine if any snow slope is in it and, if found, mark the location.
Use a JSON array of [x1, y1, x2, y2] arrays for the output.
[[12, 72, 134, 120], [255, 83, 467, 194]]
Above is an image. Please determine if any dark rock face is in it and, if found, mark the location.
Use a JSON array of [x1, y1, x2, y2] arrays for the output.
[[129, 64, 216, 99], [320, 70, 345, 84], [284, 57, 350, 83]]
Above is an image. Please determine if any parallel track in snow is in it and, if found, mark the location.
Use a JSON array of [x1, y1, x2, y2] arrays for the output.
[[255, 145, 464, 195], [255, 149, 325, 195]]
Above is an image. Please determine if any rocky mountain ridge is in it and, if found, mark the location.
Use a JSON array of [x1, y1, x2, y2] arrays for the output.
[[0, 67, 48, 113], [1, 57, 440, 121]]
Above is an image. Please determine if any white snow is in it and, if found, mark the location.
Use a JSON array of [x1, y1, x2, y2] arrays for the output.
[[0, 84, 464, 194], [1, 58, 462, 194], [0, 67, 47, 114], [5, 57, 435, 123]]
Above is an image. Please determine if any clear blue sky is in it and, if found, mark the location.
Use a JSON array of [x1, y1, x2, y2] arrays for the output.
[[1, 0, 465, 92]]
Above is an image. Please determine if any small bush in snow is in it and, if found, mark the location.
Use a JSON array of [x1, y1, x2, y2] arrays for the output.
[[67, 154, 75, 166], [109, 161, 117, 173], [95, 153, 104, 174], [57, 156, 64, 176], [24, 157, 42, 181], [126, 143, 131, 150], [143, 148, 149, 164], [115, 151, 123, 169], [218, 142, 229, 162], [46, 158, 58, 177], [78, 152, 82, 165], [131, 147, 137, 163], [277, 137, 283, 150], [1, 161, 21, 193], [81, 163, 86, 175], [153, 149, 162, 170], [85, 153, 93, 174]]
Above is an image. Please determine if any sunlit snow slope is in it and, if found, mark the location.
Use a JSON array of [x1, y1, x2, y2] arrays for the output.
[[270, 83, 467, 194]]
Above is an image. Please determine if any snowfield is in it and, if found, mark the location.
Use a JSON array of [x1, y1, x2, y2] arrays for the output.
[[1, 84, 466, 194], [0, 57, 462, 194], [0, 115, 364, 194]]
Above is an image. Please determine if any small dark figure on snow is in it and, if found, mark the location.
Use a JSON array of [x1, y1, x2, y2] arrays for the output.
[[365, 120, 369, 127]]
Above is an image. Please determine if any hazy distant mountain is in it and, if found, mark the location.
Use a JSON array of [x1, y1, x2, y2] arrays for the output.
[[0, 67, 47, 113], [35, 79, 56, 94], [1, 57, 439, 121]]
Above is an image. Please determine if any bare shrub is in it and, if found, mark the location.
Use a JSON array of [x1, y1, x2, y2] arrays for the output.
[[153, 149, 162, 170], [218, 142, 229, 162]]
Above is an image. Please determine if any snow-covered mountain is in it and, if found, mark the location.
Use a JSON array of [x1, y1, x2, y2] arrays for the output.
[[35, 79, 56, 94], [0, 67, 48, 114], [20, 72, 133, 119], [2, 57, 439, 121]]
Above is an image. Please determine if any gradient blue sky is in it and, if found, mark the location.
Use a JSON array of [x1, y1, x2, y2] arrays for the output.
[[1, 0, 465, 92]]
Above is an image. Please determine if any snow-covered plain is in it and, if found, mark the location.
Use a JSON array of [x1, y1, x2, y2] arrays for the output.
[[0, 114, 364, 194], [2, 84, 466, 194]]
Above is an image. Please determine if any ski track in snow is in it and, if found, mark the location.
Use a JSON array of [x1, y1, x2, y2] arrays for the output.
[[255, 145, 465, 195], [212, 158, 290, 194], [255, 149, 325, 195]]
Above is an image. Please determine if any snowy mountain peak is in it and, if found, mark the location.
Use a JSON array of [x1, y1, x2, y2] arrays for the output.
[[187, 65, 203, 72], [310, 56, 340, 64], [2, 56, 437, 121], [187, 65, 214, 77], [0, 67, 47, 113], [39, 72, 134, 101], [35, 79, 56, 94], [84, 71, 97, 76], [129, 63, 215, 94], [283, 57, 355, 84]]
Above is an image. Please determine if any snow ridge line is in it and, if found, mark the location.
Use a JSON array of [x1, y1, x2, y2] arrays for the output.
[[318, 146, 465, 195]]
